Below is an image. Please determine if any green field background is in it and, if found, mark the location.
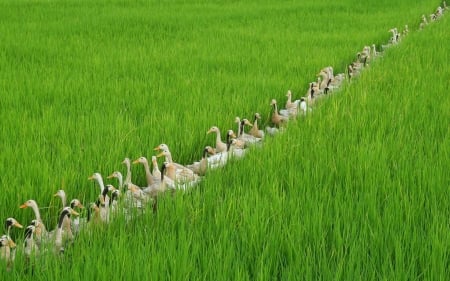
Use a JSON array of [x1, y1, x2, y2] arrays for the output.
[[0, 0, 449, 279]]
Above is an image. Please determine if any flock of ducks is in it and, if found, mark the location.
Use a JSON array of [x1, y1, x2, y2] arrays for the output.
[[1, 1, 447, 273]]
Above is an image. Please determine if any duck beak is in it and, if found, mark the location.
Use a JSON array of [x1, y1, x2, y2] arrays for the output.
[[206, 129, 212, 134], [14, 222, 23, 229], [106, 174, 114, 179], [19, 203, 28, 209], [53, 193, 59, 197], [77, 203, 85, 209], [70, 209, 80, 216], [156, 152, 165, 158], [153, 145, 161, 151], [88, 176, 94, 180], [132, 159, 140, 164]]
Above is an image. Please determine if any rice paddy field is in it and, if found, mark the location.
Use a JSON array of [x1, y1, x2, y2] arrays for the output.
[[1, 0, 449, 279]]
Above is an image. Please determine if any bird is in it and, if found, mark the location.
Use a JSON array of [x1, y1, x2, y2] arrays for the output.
[[109, 188, 121, 216], [265, 126, 280, 136], [299, 97, 307, 116], [371, 44, 381, 57], [206, 126, 228, 153], [68, 199, 84, 235], [1, 218, 23, 271], [141, 162, 174, 213], [206, 130, 236, 169], [53, 194, 85, 244], [248, 113, 265, 139], [122, 158, 133, 187], [133, 156, 160, 188], [270, 99, 289, 127], [88, 173, 110, 209], [54, 189, 68, 209], [20, 200, 47, 248], [186, 146, 211, 176], [0, 234, 16, 271], [151, 156, 162, 179], [88, 173, 113, 223], [154, 145, 199, 183], [107, 171, 124, 191], [23, 225, 38, 264], [53, 207, 79, 255]]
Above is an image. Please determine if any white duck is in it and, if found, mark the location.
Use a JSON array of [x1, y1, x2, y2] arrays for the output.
[[20, 200, 47, 248], [53, 207, 79, 255]]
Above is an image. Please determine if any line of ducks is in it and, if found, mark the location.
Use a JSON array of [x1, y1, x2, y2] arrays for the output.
[[1, 1, 447, 272]]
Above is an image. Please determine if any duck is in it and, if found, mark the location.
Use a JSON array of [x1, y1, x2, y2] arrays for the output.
[[229, 139, 248, 159], [122, 158, 132, 187], [120, 158, 138, 210], [23, 225, 38, 263], [299, 97, 307, 116], [164, 161, 199, 190], [154, 145, 198, 182], [68, 199, 84, 235], [238, 118, 262, 145], [285, 90, 297, 110], [248, 113, 265, 139], [109, 188, 121, 216], [53, 207, 79, 255], [96, 184, 116, 223], [53, 190, 85, 231], [186, 146, 211, 176], [265, 126, 281, 136], [207, 130, 236, 169], [306, 81, 320, 104], [20, 200, 47, 248], [86, 202, 102, 224], [270, 99, 289, 127], [5, 218, 23, 238], [233, 117, 247, 149], [151, 156, 161, 179], [141, 162, 174, 213], [88, 173, 110, 209], [1, 218, 23, 271], [133, 156, 160, 188], [53, 193, 85, 243], [54, 189, 68, 209], [0, 235, 16, 271], [107, 171, 124, 190], [126, 183, 150, 208], [371, 44, 381, 57], [206, 126, 228, 153]]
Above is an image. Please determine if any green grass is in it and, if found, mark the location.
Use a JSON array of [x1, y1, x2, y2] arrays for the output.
[[0, 0, 449, 279]]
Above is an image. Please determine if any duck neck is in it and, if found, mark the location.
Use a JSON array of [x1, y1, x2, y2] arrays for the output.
[[164, 151, 174, 163], [215, 131, 222, 147], [30, 202, 42, 223], [96, 176, 106, 196], [124, 161, 132, 186], [142, 160, 154, 186], [166, 165, 176, 181], [272, 103, 279, 117], [240, 121, 245, 136], [226, 134, 232, 151], [60, 193, 67, 208], [116, 172, 123, 190], [236, 119, 242, 136]]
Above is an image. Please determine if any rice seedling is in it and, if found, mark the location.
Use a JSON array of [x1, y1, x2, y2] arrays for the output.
[[0, 0, 448, 279]]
